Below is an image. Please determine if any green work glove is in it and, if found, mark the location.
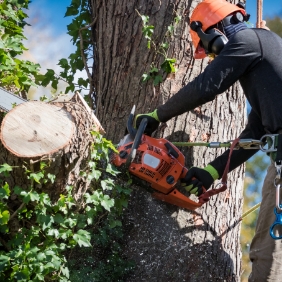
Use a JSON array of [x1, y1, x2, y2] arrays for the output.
[[180, 165, 219, 196], [134, 109, 160, 136]]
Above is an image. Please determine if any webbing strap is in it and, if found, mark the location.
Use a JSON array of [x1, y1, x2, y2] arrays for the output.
[[275, 134, 282, 165], [198, 137, 240, 204]]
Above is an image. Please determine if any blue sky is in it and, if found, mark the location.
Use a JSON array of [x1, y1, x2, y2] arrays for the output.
[[247, 0, 282, 20], [23, 0, 281, 99], [27, 0, 282, 37], [28, 0, 72, 36]]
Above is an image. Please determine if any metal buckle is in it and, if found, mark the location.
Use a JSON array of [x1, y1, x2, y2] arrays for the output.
[[259, 134, 279, 152]]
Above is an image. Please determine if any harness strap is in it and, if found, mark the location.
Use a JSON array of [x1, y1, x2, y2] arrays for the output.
[[275, 134, 282, 165], [199, 137, 240, 204]]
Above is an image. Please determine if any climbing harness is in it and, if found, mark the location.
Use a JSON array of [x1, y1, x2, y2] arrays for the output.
[[172, 133, 282, 239]]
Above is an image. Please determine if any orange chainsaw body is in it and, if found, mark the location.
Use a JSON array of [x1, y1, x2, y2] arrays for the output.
[[112, 134, 202, 210]]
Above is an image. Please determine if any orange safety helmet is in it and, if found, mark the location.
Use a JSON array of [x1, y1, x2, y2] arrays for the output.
[[190, 0, 247, 59]]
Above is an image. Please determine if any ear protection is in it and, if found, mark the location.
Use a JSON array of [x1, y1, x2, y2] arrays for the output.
[[190, 21, 228, 55]]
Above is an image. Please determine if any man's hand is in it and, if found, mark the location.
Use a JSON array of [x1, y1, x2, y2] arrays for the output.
[[181, 165, 219, 196], [134, 109, 160, 136], [260, 20, 270, 30]]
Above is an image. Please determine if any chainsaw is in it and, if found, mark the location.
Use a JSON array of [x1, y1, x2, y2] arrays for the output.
[[111, 106, 209, 210], [111, 105, 282, 210]]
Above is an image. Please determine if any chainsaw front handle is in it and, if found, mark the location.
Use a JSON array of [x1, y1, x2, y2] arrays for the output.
[[125, 116, 148, 165], [127, 105, 137, 138]]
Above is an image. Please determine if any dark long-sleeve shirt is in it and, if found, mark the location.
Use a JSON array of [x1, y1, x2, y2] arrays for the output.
[[157, 28, 282, 177]]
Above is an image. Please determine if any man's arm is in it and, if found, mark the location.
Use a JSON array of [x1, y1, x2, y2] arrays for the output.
[[157, 29, 261, 122], [209, 109, 266, 177]]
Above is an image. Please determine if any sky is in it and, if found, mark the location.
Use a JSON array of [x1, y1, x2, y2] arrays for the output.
[[22, 0, 282, 99]]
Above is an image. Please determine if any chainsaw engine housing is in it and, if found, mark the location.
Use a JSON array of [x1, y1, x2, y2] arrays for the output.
[[112, 134, 186, 194]]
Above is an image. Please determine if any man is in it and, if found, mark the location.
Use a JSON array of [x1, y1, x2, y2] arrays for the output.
[[135, 0, 282, 281]]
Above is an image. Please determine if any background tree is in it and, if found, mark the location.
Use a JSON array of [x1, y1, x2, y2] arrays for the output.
[[86, 0, 246, 280], [241, 152, 269, 281], [265, 16, 282, 37]]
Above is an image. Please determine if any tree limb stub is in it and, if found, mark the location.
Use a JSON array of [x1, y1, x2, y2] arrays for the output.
[[1, 101, 74, 158]]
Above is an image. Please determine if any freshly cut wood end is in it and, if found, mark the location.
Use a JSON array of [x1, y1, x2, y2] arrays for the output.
[[0, 101, 74, 158]]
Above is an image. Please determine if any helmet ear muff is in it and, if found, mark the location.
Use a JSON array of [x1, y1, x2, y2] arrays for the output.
[[206, 28, 228, 55], [190, 21, 228, 55]]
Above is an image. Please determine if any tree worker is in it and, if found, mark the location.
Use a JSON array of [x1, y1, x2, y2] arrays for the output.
[[134, 0, 282, 280]]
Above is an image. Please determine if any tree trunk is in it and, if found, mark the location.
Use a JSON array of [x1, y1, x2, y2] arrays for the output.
[[90, 0, 246, 280]]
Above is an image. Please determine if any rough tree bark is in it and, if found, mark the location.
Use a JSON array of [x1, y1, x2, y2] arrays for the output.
[[90, 0, 246, 281]]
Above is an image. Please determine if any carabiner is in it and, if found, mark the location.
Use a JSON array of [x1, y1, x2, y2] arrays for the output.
[[270, 207, 282, 240], [235, 139, 262, 150], [270, 184, 282, 239], [276, 184, 282, 210]]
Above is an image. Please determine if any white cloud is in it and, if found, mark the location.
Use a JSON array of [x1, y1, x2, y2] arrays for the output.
[[21, 4, 88, 100]]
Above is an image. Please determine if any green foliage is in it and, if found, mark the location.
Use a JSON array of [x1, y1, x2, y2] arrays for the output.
[[40, 0, 92, 95], [0, 0, 134, 280], [0, 132, 133, 281], [0, 0, 41, 92], [0, 0, 92, 97], [137, 10, 181, 85], [266, 16, 282, 38]]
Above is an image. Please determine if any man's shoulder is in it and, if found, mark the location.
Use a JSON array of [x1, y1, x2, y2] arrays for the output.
[[231, 28, 257, 42]]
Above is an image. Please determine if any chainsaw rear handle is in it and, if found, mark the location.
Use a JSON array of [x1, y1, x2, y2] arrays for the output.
[[126, 117, 148, 165], [180, 166, 207, 197]]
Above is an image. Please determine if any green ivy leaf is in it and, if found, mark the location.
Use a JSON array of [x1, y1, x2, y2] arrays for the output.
[[174, 15, 182, 24], [61, 266, 70, 279], [161, 58, 176, 74], [47, 173, 56, 184], [141, 15, 149, 24], [153, 75, 163, 86], [167, 24, 174, 34], [30, 191, 40, 202], [141, 73, 150, 82], [0, 210, 10, 225], [109, 219, 122, 229], [29, 172, 44, 184], [37, 252, 46, 261], [149, 67, 159, 74], [58, 58, 69, 69], [65, 5, 79, 17], [106, 163, 120, 176], [87, 169, 101, 181], [0, 255, 10, 271], [0, 163, 12, 177], [142, 25, 154, 40], [13, 186, 22, 195], [101, 179, 115, 191], [73, 230, 91, 247], [78, 77, 88, 88], [0, 182, 10, 199], [47, 228, 59, 238], [54, 213, 64, 224], [161, 42, 169, 49], [101, 195, 114, 211]]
